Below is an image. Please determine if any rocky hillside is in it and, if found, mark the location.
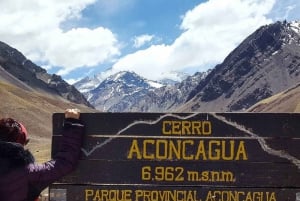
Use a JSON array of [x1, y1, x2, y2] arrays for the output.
[[247, 82, 300, 112], [0, 41, 97, 161], [0, 41, 93, 107], [0, 79, 96, 161], [179, 21, 300, 112]]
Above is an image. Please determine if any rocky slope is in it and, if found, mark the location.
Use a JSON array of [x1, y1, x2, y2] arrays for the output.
[[179, 21, 300, 112], [0, 40, 98, 162], [247, 82, 300, 112], [0, 41, 93, 107], [0, 79, 96, 161]]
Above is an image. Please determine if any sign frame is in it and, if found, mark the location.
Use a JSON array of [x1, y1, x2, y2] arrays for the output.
[[49, 113, 300, 201]]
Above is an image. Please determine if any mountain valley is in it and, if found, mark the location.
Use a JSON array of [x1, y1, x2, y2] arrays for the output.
[[1, 20, 300, 161], [75, 21, 300, 113]]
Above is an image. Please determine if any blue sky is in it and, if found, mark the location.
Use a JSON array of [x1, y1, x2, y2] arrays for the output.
[[0, 0, 300, 83]]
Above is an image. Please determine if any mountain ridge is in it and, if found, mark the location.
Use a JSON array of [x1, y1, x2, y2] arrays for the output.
[[0, 41, 97, 161], [0, 41, 93, 108], [76, 69, 209, 112], [76, 20, 300, 112], [178, 20, 300, 112], [1, 20, 299, 162], [1, 20, 299, 114]]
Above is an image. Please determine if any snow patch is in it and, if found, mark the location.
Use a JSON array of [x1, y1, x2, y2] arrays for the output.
[[147, 80, 163, 88], [272, 50, 278, 56], [290, 21, 300, 35]]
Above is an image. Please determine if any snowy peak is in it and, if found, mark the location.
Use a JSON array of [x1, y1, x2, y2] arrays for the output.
[[74, 73, 107, 93], [75, 70, 165, 95], [86, 71, 165, 111], [74, 76, 101, 93], [99, 71, 163, 89]]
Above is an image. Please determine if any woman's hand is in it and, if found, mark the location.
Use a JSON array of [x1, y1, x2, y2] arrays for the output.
[[65, 108, 80, 119]]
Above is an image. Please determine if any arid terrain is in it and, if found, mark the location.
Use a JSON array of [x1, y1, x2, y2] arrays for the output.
[[0, 80, 96, 162], [248, 83, 300, 112]]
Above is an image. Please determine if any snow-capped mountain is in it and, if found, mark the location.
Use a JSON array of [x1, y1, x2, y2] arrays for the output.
[[115, 70, 209, 112], [75, 20, 300, 112], [74, 75, 103, 93], [74, 73, 107, 101], [74, 70, 187, 93], [74, 69, 209, 112], [74, 70, 178, 101], [86, 71, 164, 111]]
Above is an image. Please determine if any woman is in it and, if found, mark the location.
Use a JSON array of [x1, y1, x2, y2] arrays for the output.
[[0, 109, 84, 201]]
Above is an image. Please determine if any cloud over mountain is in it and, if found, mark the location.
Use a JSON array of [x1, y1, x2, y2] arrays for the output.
[[108, 0, 276, 80], [0, 0, 120, 75], [0, 0, 300, 82]]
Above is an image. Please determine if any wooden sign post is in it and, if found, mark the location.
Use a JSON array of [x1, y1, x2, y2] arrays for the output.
[[49, 113, 300, 201]]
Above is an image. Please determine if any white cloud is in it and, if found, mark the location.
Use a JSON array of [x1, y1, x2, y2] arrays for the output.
[[0, 0, 120, 75], [1, 0, 299, 82], [110, 0, 276, 81], [108, 45, 172, 79], [48, 27, 120, 75], [95, 0, 136, 16], [133, 34, 154, 48], [268, 0, 300, 21]]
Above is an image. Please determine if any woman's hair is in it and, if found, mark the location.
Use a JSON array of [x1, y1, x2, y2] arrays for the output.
[[0, 118, 29, 145]]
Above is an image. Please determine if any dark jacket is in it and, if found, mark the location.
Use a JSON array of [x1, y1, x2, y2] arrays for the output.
[[0, 118, 84, 201]]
